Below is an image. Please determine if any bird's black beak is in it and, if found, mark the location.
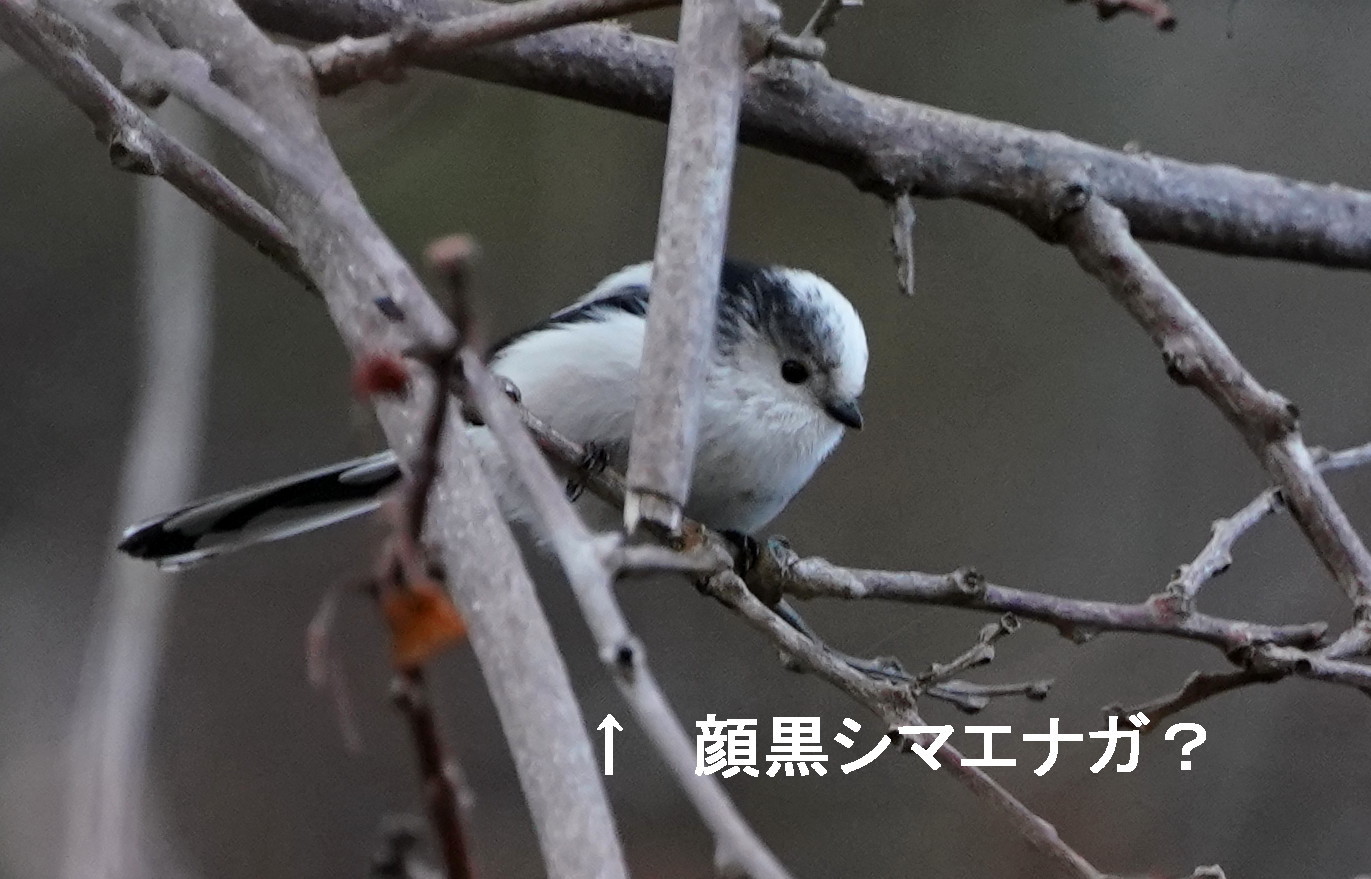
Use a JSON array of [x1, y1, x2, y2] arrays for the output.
[[825, 398, 864, 430]]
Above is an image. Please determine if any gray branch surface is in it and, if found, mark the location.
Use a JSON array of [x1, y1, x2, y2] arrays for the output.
[[623, 0, 761, 534], [241, 0, 1371, 270], [40, 2, 630, 876]]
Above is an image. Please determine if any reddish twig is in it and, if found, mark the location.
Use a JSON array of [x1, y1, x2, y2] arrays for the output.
[[1067, 0, 1177, 30], [391, 669, 474, 879]]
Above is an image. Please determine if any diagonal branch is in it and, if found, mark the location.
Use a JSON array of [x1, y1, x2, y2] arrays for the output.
[[1168, 442, 1371, 610], [1060, 193, 1371, 627], [0, 2, 311, 292], [52, 1, 631, 875], [241, 0, 1371, 271], [310, 0, 678, 96], [699, 569, 1108, 879]]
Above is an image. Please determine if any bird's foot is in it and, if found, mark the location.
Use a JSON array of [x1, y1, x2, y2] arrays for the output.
[[720, 530, 761, 578], [565, 442, 609, 502]]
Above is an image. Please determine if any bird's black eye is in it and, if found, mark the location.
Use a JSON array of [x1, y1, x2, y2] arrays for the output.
[[780, 360, 810, 384]]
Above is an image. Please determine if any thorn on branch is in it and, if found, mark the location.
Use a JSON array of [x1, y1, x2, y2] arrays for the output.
[[107, 127, 158, 174], [888, 192, 917, 297]]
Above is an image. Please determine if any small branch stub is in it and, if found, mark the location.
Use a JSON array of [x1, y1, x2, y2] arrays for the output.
[[889, 192, 916, 296]]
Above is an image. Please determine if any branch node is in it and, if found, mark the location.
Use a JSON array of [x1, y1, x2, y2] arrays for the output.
[[1040, 168, 1094, 239], [107, 126, 158, 174], [951, 566, 985, 596], [738, 0, 784, 63]]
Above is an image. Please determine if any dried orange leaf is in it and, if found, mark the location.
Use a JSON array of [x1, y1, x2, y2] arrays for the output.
[[382, 578, 466, 669]]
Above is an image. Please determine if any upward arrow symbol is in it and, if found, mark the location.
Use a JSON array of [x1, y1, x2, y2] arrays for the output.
[[597, 714, 623, 776]]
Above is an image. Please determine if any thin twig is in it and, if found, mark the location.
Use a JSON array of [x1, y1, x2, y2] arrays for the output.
[[888, 192, 916, 297], [624, 0, 774, 535], [391, 670, 474, 879], [1060, 193, 1371, 627], [1166, 444, 1371, 608], [774, 551, 1326, 653], [699, 569, 1108, 879], [799, 0, 860, 39], [1109, 668, 1280, 730], [310, 0, 678, 96]]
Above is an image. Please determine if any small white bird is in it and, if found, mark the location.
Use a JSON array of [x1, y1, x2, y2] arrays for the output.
[[118, 259, 868, 568]]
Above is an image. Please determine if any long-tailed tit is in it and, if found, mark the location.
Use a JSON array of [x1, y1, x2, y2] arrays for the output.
[[118, 258, 868, 568]]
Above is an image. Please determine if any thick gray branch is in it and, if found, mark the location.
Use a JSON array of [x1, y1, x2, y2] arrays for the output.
[[241, 0, 1371, 270]]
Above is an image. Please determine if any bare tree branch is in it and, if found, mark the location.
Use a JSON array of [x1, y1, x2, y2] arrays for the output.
[[239, 0, 1371, 271], [62, 97, 213, 879], [41, 1, 631, 875], [310, 0, 678, 96], [698, 569, 1108, 879], [623, 0, 772, 535], [773, 551, 1326, 652], [0, 2, 311, 292], [17, 0, 1371, 875], [1167, 443, 1371, 610], [1060, 194, 1371, 626]]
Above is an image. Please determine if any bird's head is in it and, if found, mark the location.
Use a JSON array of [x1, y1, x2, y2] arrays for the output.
[[711, 259, 868, 438]]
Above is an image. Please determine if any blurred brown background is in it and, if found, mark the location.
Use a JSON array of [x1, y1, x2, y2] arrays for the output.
[[3, 1, 1371, 877]]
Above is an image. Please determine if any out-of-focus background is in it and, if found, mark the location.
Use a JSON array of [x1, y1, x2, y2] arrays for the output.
[[4, 2, 1371, 877]]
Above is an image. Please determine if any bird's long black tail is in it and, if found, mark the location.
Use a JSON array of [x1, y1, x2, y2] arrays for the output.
[[117, 451, 402, 569]]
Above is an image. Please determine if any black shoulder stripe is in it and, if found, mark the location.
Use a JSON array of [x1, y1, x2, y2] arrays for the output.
[[489, 285, 650, 359], [489, 256, 772, 361]]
